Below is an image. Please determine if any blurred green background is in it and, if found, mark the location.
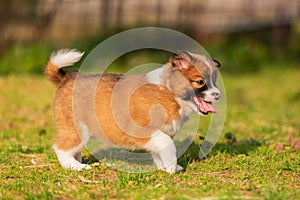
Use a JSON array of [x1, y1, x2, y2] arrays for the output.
[[0, 0, 299, 75]]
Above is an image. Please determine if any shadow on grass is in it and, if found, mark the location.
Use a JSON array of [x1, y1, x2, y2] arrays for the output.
[[81, 134, 262, 171], [82, 146, 153, 167], [178, 134, 262, 169]]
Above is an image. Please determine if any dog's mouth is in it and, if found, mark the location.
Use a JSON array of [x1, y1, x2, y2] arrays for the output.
[[192, 96, 216, 115]]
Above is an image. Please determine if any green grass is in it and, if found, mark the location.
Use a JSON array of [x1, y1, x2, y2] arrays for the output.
[[0, 65, 299, 199]]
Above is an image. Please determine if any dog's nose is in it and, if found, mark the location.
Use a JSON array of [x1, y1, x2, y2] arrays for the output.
[[211, 92, 221, 101]]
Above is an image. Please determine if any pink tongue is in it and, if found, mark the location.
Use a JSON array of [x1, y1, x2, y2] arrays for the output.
[[193, 97, 217, 113]]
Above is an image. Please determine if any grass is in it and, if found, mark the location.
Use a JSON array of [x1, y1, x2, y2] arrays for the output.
[[0, 63, 299, 199]]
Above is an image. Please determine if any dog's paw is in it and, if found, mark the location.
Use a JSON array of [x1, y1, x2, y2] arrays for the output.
[[78, 164, 92, 171], [159, 164, 185, 174], [70, 164, 92, 171], [176, 164, 185, 172], [162, 164, 177, 174], [62, 161, 92, 171]]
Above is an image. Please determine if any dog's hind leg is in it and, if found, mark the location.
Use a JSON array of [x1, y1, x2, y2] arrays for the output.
[[53, 122, 91, 171], [53, 144, 91, 171]]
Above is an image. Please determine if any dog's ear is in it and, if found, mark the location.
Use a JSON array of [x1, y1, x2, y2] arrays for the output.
[[212, 59, 221, 68], [170, 51, 192, 71]]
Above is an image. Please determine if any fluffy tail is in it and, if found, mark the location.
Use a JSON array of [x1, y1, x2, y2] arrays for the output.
[[44, 49, 84, 87]]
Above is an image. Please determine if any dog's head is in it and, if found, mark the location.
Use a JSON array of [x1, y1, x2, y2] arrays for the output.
[[167, 51, 221, 115]]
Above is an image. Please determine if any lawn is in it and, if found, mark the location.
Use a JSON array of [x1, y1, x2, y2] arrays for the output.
[[0, 63, 299, 199]]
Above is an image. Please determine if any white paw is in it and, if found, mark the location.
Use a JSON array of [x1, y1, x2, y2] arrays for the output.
[[176, 165, 185, 172], [163, 164, 177, 174], [68, 163, 92, 171], [61, 160, 92, 171], [76, 164, 92, 171], [158, 164, 185, 174]]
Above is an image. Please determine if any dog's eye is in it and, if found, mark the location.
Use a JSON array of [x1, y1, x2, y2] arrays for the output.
[[192, 79, 205, 89], [197, 80, 204, 85]]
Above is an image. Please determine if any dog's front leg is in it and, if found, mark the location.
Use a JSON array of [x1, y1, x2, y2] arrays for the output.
[[144, 131, 183, 174]]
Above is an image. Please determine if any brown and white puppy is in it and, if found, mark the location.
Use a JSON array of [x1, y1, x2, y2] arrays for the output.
[[45, 49, 221, 174]]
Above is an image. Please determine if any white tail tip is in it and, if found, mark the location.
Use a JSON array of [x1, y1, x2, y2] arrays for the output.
[[50, 49, 84, 68]]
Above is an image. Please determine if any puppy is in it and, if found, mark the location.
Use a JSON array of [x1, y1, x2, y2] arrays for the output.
[[45, 49, 221, 174]]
